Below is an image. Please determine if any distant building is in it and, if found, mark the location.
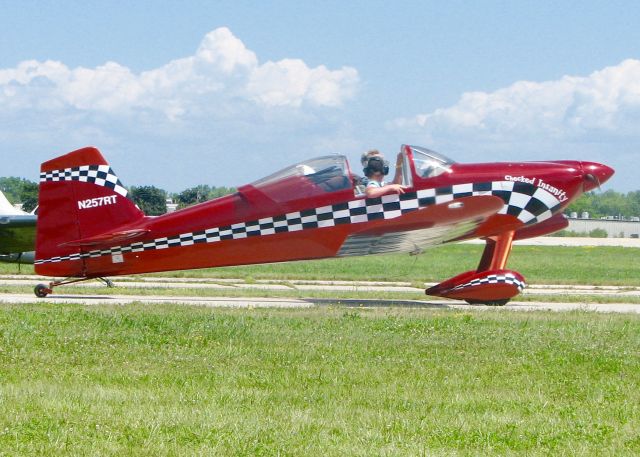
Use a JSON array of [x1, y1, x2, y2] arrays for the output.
[[566, 214, 640, 238], [165, 198, 179, 214]]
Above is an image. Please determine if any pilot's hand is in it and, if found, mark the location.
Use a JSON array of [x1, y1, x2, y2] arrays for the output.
[[389, 184, 407, 194]]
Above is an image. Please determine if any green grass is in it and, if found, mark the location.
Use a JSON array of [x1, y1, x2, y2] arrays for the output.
[[3, 244, 638, 285], [155, 244, 640, 285], [0, 304, 639, 455]]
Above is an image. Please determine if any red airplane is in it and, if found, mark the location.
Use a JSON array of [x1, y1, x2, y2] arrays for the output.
[[33, 145, 614, 304]]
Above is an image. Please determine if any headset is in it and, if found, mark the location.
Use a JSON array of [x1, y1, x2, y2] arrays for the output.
[[363, 156, 389, 176]]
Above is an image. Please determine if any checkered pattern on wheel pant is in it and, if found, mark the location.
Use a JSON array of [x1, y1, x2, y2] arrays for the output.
[[34, 180, 562, 265], [40, 164, 128, 198], [451, 273, 526, 292]]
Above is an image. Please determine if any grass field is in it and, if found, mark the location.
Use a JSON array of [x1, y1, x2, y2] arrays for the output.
[[1, 304, 639, 455], [149, 244, 640, 285], [1, 244, 639, 286]]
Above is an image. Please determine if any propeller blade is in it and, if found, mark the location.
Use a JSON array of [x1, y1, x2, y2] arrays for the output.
[[585, 173, 602, 192]]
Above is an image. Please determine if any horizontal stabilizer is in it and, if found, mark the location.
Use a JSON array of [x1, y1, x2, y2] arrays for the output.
[[60, 229, 150, 248]]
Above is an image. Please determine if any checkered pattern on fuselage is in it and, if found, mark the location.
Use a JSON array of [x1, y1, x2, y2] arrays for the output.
[[34, 180, 562, 265], [450, 181, 561, 224]]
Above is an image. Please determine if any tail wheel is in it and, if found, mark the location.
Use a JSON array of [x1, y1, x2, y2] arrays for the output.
[[465, 299, 510, 306], [34, 284, 51, 298]]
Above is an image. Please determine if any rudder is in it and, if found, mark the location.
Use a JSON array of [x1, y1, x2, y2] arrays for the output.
[[35, 147, 144, 276]]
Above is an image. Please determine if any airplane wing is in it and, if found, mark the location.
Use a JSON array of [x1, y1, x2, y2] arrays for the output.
[[0, 214, 37, 254], [0, 191, 37, 255], [337, 195, 503, 257]]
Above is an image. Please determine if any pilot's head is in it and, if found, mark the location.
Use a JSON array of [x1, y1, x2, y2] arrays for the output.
[[361, 149, 383, 168], [363, 155, 389, 180]]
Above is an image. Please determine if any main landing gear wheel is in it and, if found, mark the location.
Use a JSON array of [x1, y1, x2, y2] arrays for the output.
[[465, 299, 510, 306], [34, 284, 51, 298]]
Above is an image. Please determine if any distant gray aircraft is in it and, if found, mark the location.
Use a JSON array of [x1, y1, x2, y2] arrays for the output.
[[0, 191, 36, 264]]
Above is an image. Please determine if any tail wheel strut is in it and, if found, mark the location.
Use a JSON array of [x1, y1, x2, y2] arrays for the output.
[[33, 277, 114, 298]]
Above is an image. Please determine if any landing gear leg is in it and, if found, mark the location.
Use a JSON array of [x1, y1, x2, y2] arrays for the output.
[[98, 277, 115, 288], [426, 230, 525, 306], [473, 230, 517, 305], [478, 230, 515, 272]]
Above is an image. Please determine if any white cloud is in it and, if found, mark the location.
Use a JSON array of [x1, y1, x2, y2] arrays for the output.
[[0, 27, 359, 120], [390, 59, 640, 140], [247, 59, 358, 107]]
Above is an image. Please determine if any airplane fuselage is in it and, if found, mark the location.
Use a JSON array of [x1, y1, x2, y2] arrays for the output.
[[34, 156, 612, 279]]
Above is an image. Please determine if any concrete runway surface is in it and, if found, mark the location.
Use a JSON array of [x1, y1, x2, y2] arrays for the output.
[[1, 275, 640, 297], [0, 290, 638, 314]]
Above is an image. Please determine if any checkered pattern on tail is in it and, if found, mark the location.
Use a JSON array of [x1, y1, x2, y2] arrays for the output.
[[451, 273, 526, 292], [34, 180, 563, 266], [40, 164, 128, 198]]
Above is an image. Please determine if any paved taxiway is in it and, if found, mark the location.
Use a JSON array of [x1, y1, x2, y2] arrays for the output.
[[0, 292, 638, 313], [2, 275, 640, 297]]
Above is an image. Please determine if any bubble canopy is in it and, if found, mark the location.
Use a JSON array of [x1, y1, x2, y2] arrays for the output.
[[406, 145, 455, 179], [246, 146, 456, 203], [248, 155, 352, 202]]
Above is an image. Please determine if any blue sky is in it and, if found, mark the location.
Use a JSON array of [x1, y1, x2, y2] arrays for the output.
[[1, 0, 639, 190]]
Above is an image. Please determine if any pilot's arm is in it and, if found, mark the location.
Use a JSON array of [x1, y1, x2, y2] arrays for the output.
[[365, 181, 406, 198]]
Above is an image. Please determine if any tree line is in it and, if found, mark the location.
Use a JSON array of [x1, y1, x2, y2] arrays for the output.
[[2, 175, 639, 219], [129, 184, 236, 215], [0, 177, 235, 215], [566, 190, 640, 219]]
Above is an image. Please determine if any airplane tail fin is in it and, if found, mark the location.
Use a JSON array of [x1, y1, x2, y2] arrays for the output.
[[35, 147, 144, 276]]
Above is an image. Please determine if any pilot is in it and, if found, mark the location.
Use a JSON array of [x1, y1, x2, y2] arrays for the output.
[[361, 149, 407, 198]]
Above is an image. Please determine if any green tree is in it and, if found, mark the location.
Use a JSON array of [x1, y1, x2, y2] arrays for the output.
[[209, 186, 236, 199], [0, 177, 23, 203], [566, 190, 640, 219], [19, 181, 39, 212], [566, 192, 597, 217], [175, 185, 236, 208], [130, 186, 167, 215], [176, 185, 212, 208], [596, 190, 629, 218], [626, 191, 640, 217], [0, 177, 39, 212]]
